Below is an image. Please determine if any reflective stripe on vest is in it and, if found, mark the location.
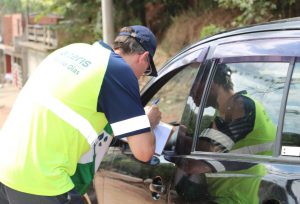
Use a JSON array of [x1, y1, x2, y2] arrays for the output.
[[200, 128, 234, 151], [205, 160, 226, 172], [206, 94, 276, 155], [37, 94, 98, 146], [111, 115, 151, 136], [230, 142, 274, 154], [37, 86, 112, 171]]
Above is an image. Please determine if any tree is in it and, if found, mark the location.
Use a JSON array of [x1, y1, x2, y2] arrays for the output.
[[0, 0, 23, 14], [216, 0, 300, 27]]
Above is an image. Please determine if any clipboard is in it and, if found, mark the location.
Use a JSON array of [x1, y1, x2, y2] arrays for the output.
[[120, 121, 173, 155]]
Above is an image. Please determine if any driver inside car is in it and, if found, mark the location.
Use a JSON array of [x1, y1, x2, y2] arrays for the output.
[[197, 64, 276, 155], [173, 64, 277, 203]]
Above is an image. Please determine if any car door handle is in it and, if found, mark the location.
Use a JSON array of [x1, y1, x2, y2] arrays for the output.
[[144, 177, 166, 201], [149, 183, 165, 193], [148, 176, 166, 194]]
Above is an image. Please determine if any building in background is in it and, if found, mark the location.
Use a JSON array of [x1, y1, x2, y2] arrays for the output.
[[0, 14, 23, 87], [0, 13, 62, 88]]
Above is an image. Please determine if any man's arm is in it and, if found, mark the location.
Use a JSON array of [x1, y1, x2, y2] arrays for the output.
[[127, 132, 155, 162], [127, 105, 161, 162], [98, 53, 162, 162]]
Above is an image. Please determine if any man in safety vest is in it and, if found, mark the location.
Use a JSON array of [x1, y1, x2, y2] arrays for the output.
[[0, 25, 161, 204]]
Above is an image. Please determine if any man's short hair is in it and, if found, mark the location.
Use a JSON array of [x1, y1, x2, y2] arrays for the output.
[[113, 27, 145, 55], [214, 64, 234, 91], [113, 25, 158, 76]]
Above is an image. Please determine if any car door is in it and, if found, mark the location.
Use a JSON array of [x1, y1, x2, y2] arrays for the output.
[[92, 46, 208, 204], [166, 32, 300, 204]]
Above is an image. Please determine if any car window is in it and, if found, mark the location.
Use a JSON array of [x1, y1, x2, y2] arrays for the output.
[[174, 63, 208, 155], [281, 61, 300, 156], [118, 62, 200, 156], [145, 62, 200, 124], [195, 61, 290, 156]]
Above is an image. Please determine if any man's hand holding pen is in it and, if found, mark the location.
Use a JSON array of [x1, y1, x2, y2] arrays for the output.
[[145, 99, 161, 129]]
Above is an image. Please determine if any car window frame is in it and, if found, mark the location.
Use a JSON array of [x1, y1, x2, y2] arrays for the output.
[[141, 46, 208, 105], [191, 55, 298, 164], [212, 38, 300, 59], [281, 57, 300, 157]]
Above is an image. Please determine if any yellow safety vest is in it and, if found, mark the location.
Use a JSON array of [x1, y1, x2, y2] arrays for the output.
[[231, 94, 276, 155], [206, 95, 276, 203], [0, 42, 111, 195], [201, 94, 276, 155]]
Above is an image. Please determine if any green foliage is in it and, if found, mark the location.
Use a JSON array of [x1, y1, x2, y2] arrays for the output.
[[200, 24, 225, 39], [157, 0, 193, 16], [113, 0, 203, 39], [48, 0, 102, 45], [2, 0, 299, 47], [216, 0, 299, 27], [23, 0, 57, 14], [113, 0, 146, 28], [0, 0, 23, 13], [216, 0, 276, 26]]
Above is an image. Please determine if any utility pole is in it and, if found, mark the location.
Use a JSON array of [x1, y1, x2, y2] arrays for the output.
[[25, 0, 29, 39], [101, 0, 114, 46]]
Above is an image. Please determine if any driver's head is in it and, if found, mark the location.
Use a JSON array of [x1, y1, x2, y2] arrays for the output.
[[206, 64, 233, 108], [213, 64, 233, 91]]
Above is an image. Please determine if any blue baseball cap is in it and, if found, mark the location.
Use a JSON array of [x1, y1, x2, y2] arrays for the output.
[[118, 25, 158, 77]]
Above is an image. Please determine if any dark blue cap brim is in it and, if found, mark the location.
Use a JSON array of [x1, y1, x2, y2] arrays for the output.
[[147, 56, 157, 77]]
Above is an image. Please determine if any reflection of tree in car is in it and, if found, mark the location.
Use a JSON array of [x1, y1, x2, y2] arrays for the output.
[[174, 64, 277, 204]]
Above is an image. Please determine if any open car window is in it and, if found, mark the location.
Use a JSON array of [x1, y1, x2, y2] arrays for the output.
[[145, 62, 200, 124], [117, 62, 201, 157]]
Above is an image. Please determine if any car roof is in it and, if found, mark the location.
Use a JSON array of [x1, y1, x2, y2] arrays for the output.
[[175, 17, 300, 57]]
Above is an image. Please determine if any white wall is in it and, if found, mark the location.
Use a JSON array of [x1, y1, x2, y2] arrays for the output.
[[27, 48, 48, 77]]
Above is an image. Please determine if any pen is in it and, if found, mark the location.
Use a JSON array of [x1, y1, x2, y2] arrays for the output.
[[152, 98, 160, 105]]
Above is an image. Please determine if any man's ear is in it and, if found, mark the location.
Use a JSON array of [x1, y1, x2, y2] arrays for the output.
[[139, 51, 149, 63]]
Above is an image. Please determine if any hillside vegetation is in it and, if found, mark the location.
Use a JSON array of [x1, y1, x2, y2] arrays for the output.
[[155, 7, 239, 68]]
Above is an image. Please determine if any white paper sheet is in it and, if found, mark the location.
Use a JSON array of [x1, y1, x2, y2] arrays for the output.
[[121, 121, 173, 155], [153, 121, 173, 155]]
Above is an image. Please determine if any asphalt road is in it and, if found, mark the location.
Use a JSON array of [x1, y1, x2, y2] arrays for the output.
[[0, 83, 20, 129]]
